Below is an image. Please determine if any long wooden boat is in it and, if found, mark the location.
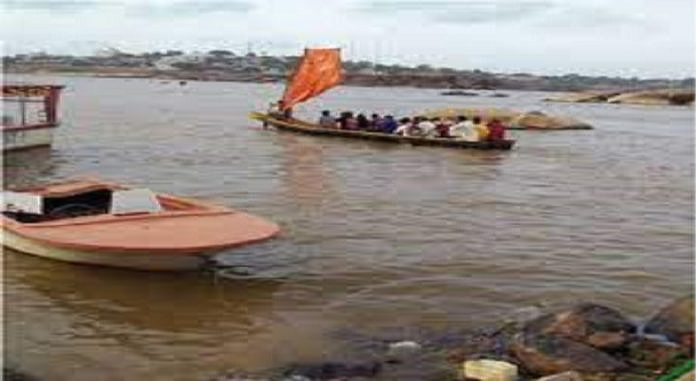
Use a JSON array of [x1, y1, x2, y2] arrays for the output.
[[250, 112, 515, 150], [2, 85, 64, 152], [1, 180, 279, 271]]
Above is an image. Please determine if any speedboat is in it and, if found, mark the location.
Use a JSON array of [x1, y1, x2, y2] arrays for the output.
[[1, 180, 279, 271]]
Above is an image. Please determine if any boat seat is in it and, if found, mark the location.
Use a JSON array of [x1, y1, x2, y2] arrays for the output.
[[1, 191, 43, 214], [110, 188, 162, 215]]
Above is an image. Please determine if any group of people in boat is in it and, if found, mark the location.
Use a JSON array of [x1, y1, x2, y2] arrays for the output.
[[316, 110, 506, 141]]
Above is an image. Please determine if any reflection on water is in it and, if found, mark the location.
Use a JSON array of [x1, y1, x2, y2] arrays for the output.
[[277, 133, 336, 209], [3, 75, 694, 380], [3, 147, 63, 188], [8, 251, 281, 333]]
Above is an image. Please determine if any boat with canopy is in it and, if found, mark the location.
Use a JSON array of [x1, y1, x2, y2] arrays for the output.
[[250, 48, 515, 150], [2, 84, 64, 152]]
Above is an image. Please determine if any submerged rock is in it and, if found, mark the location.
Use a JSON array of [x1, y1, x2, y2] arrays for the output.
[[441, 90, 479, 96], [522, 303, 636, 350], [644, 295, 694, 349], [509, 333, 627, 376], [386, 341, 422, 362], [281, 361, 381, 380]]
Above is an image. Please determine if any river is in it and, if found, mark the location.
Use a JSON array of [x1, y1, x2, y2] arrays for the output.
[[3, 75, 694, 380]]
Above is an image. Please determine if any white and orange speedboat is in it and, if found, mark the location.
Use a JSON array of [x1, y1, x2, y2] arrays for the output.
[[1, 180, 279, 271]]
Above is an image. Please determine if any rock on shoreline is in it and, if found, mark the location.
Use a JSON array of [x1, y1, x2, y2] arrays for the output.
[[209, 295, 694, 381], [544, 89, 695, 106]]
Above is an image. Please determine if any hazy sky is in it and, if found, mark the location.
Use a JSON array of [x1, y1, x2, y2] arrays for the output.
[[2, 0, 695, 78]]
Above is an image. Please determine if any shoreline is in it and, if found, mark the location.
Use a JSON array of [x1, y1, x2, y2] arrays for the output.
[[7, 69, 694, 108]]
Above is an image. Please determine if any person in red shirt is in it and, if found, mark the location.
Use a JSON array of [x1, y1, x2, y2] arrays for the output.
[[487, 118, 506, 141]]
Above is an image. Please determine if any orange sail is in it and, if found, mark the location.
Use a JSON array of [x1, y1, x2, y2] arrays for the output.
[[281, 48, 342, 111]]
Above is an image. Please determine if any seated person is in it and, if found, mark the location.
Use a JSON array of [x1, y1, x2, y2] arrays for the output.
[[418, 117, 438, 137], [318, 110, 336, 128], [449, 115, 478, 141], [381, 115, 398, 134], [370, 113, 384, 131], [434, 118, 453, 138], [396, 117, 426, 137], [486, 118, 506, 141], [267, 101, 282, 116], [394, 117, 412, 135], [472, 116, 489, 141], [344, 113, 359, 130], [356, 113, 370, 130], [282, 106, 293, 120]]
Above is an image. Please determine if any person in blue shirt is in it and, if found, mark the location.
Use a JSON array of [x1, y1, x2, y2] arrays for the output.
[[382, 115, 398, 134]]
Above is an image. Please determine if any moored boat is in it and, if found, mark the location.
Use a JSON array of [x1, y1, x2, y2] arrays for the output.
[[251, 112, 515, 150], [2, 85, 64, 152], [1, 180, 279, 271]]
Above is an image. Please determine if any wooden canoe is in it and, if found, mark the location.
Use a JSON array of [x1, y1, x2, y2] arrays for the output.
[[1, 180, 279, 271], [250, 112, 515, 150]]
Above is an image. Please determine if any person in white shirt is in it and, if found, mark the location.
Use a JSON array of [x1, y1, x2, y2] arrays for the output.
[[394, 117, 413, 136], [318, 110, 336, 128], [449, 115, 479, 141], [419, 117, 439, 137]]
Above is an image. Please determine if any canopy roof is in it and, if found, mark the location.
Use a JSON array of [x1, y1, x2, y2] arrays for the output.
[[3, 85, 64, 98]]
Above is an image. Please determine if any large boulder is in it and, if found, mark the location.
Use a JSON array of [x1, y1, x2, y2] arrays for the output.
[[543, 92, 621, 103], [623, 336, 690, 371], [509, 333, 628, 376], [509, 111, 593, 130], [607, 89, 695, 106], [644, 295, 694, 349], [522, 303, 636, 350]]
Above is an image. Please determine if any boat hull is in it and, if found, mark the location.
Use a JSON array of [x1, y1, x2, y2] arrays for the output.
[[3, 228, 209, 271], [2, 125, 56, 152], [2, 180, 280, 271], [251, 113, 515, 150]]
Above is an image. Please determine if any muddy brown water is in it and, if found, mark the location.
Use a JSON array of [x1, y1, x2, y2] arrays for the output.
[[3, 75, 694, 380]]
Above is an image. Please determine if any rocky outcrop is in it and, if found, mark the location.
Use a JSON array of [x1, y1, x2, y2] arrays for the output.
[[644, 294, 694, 349], [509, 111, 592, 130], [208, 297, 694, 381], [543, 92, 620, 103], [522, 303, 636, 350], [509, 333, 628, 376], [545, 89, 694, 106], [607, 90, 695, 105], [624, 336, 690, 371]]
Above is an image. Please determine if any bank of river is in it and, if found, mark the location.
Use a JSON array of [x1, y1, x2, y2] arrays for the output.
[[3, 75, 694, 380]]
